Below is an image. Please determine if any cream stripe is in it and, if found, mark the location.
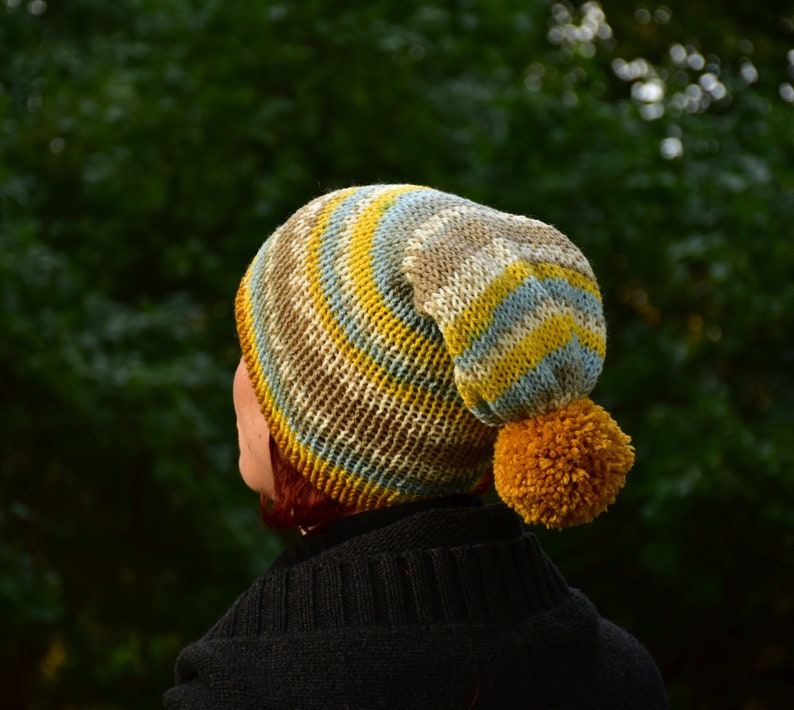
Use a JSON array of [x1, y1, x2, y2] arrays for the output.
[[442, 261, 601, 358], [407, 206, 594, 284], [416, 236, 596, 327], [299, 189, 452, 412], [331, 185, 447, 373], [264, 336, 473, 484], [456, 310, 606, 405], [260, 199, 473, 482], [454, 298, 605, 379]]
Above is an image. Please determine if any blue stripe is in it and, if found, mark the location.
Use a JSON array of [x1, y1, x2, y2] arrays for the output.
[[371, 188, 459, 341], [316, 187, 458, 400], [455, 277, 603, 372], [469, 337, 604, 424], [248, 193, 475, 496]]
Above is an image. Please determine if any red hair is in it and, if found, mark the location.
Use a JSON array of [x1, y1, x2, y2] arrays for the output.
[[260, 436, 494, 532], [259, 437, 358, 531]]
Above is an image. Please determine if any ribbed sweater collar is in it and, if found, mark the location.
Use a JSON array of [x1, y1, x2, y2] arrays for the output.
[[208, 497, 570, 639], [271, 494, 486, 570]]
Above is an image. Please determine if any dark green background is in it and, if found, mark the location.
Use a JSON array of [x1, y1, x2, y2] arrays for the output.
[[2, 1, 793, 707]]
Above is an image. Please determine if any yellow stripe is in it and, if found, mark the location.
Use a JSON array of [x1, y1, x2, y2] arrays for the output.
[[444, 261, 601, 358], [457, 313, 606, 406], [239, 246, 411, 508], [240, 193, 377, 492], [347, 185, 447, 369], [302, 185, 452, 413]]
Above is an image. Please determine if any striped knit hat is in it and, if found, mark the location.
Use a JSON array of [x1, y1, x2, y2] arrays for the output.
[[236, 185, 634, 529]]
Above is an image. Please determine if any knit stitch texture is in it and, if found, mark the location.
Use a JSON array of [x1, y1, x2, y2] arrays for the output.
[[236, 185, 614, 517], [163, 497, 668, 709]]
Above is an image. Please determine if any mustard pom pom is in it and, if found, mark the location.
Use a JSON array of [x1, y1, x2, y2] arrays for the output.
[[493, 399, 634, 529]]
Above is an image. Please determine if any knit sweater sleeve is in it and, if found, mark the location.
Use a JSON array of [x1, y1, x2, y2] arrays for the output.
[[162, 640, 233, 710], [163, 584, 273, 710], [163, 637, 283, 710]]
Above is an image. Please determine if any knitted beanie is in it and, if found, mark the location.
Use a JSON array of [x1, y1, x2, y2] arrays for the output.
[[235, 185, 634, 529]]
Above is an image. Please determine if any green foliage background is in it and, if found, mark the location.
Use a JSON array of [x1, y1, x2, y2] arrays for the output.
[[1, 0, 792, 707]]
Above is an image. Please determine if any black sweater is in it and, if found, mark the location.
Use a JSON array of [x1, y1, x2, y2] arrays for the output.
[[164, 496, 667, 709]]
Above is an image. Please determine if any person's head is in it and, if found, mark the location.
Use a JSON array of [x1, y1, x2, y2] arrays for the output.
[[233, 355, 358, 529], [234, 185, 634, 531]]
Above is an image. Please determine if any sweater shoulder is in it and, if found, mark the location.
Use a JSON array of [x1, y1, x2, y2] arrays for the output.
[[165, 593, 667, 710]]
